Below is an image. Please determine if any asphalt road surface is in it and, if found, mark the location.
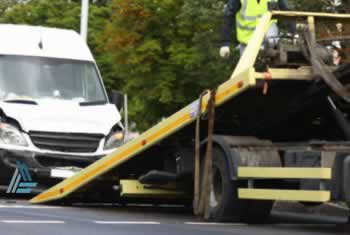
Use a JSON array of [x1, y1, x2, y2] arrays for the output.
[[0, 199, 348, 235]]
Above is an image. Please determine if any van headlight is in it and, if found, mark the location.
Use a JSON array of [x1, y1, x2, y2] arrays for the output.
[[104, 131, 124, 150], [0, 123, 28, 147]]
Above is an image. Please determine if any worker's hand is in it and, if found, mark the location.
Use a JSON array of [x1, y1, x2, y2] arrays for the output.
[[219, 46, 230, 58]]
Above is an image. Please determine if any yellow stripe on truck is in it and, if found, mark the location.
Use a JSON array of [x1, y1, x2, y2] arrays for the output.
[[239, 189, 331, 202], [238, 167, 332, 179]]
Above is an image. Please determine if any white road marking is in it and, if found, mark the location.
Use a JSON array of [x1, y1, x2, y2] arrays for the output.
[[185, 222, 247, 226], [95, 221, 161, 225], [275, 223, 335, 226], [0, 205, 62, 209], [158, 204, 185, 208], [1, 220, 65, 224], [126, 203, 154, 207]]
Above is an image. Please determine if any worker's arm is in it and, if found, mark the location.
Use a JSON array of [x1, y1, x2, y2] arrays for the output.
[[221, 0, 240, 47], [220, 0, 240, 58]]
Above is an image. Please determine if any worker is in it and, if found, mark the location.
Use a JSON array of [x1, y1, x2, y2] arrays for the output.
[[219, 0, 291, 57], [332, 47, 346, 66]]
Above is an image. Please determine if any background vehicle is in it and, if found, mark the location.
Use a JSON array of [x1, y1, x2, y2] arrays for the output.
[[0, 24, 124, 190]]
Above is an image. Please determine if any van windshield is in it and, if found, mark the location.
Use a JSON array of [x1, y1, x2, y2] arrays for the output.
[[0, 55, 107, 103]]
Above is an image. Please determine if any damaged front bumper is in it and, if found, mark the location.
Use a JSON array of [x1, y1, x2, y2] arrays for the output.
[[0, 148, 109, 184]]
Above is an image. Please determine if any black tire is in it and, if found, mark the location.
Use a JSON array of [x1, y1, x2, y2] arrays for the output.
[[206, 147, 273, 223], [206, 147, 243, 222], [242, 194, 274, 224]]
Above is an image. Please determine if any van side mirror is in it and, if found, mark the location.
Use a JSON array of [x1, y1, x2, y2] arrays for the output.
[[109, 90, 124, 111]]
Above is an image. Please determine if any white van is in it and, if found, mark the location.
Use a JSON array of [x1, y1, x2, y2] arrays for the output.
[[0, 24, 124, 186]]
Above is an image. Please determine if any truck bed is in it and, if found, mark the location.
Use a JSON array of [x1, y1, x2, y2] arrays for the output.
[[208, 64, 350, 141]]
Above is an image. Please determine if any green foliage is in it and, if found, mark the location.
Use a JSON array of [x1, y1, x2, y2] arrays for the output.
[[289, 0, 349, 12], [0, 0, 19, 17], [102, 0, 234, 130]]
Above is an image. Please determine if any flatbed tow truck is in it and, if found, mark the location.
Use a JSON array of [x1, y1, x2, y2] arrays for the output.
[[30, 11, 350, 223]]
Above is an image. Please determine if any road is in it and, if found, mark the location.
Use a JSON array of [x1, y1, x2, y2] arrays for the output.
[[0, 199, 348, 235]]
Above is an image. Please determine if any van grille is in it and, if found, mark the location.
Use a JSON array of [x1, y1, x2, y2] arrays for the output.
[[29, 131, 103, 153]]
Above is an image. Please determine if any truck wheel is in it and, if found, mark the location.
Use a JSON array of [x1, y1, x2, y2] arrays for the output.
[[207, 146, 273, 223], [206, 147, 244, 222]]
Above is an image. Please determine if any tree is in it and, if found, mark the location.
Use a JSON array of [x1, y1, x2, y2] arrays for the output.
[[290, 0, 349, 12], [102, 0, 234, 130], [0, 0, 19, 17], [290, 0, 332, 11]]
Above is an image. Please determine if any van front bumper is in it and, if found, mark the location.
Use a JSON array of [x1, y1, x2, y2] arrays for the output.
[[0, 149, 105, 183]]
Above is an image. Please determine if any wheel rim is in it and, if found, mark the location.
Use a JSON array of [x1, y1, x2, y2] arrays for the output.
[[210, 166, 223, 208]]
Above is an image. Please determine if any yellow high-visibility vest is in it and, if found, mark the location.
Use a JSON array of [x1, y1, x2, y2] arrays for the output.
[[236, 0, 278, 44]]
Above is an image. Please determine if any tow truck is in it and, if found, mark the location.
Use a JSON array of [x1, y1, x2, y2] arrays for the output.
[[31, 11, 350, 223]]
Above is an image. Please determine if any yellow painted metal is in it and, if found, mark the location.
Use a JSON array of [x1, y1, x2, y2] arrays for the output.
[[120, 180, 188, 198], [272, 11, 350, 19], [307, 16, 317, 45], [238, 167, 332, 179], [232, 12, 272, 78], [238, 189, 331, 202], [255, 67, 339, 81], [255, 67, 314, 80]]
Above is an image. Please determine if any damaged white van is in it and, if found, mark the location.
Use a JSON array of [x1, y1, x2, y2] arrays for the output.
[[0, 25, 124, 189]]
